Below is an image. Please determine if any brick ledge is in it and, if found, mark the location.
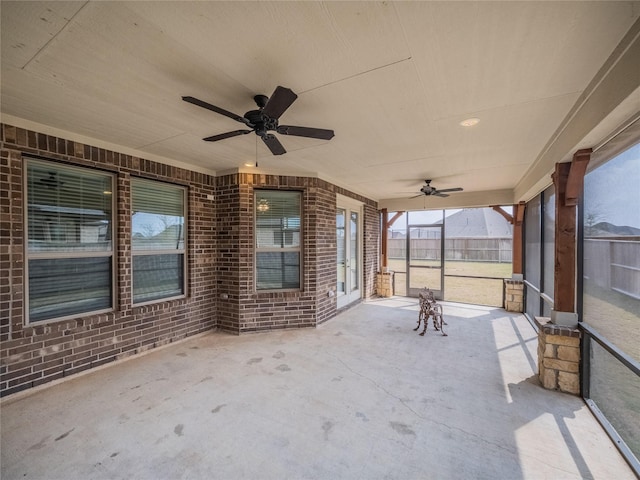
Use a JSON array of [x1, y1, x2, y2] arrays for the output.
[[535, 316, 581, 338]]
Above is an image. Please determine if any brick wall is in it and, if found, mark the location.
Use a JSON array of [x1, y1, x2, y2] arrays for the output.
[[215, 173, 378, 333], [314, 184, 338, 325], [0, 123, 379, 396], [505, 280, 524, 312], [363, 202, 380, 299], [0, 124, 217, 397]]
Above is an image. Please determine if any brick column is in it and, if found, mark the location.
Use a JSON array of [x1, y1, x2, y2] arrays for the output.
[[376, 272, 394, 297], [536, 318, 581, 395], [504, 279, 524, 312]]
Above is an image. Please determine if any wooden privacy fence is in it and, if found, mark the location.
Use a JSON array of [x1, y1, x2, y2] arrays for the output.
[[388, 237, 513, 263], [584, 237, 640, 300]]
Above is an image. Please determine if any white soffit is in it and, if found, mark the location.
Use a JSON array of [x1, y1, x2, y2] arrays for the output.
[[1, 1, 639, 206]]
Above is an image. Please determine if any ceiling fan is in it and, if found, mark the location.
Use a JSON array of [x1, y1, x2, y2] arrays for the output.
[[182, 86, 334, 156], [411, 179, 463, 198]]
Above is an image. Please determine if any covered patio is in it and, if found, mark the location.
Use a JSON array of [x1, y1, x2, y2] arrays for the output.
[[1, 298, 633, 479]]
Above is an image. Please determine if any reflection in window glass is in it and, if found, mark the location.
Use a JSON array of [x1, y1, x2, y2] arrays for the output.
[[582, 143, 640, 360], [132, 180, 185, 251], [131, 179, 186, 304], [28, 162, 112, 253]]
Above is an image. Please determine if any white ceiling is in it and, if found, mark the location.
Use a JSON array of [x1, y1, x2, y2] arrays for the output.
[[2, 1, 640, 208]]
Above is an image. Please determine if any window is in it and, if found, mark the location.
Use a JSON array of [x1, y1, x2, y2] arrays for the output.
[[25, 159, 114, 323], [131, 179, 186, 304], [255, 190, 301, 290], [581, 142, 640, 464]]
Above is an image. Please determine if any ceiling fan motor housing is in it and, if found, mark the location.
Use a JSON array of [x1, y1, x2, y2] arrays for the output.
[[253, 94, 269, 109], [244, 109, 278, 136]]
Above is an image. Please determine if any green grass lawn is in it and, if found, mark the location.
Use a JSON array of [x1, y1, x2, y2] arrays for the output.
[[387, 259, 511, 306], [585, 288, 640, 456], [583, 284, 640, 362]]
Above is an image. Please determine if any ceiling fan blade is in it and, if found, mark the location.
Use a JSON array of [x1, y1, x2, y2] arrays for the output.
[[262, 86, 298, 119], [433, 192, 450, 198], [203, 130, 253, 142], [262, 134, 286, 155], [277, 125, 335, 140], [182, 96, 251, 126], [409, 194, 424, 199], [436, 187, 464, 193]]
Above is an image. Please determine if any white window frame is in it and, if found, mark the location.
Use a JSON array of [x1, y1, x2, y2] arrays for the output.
[[254, 190, 302, 292], [24, 157, 116, 325], [131, 178, 187, 305]]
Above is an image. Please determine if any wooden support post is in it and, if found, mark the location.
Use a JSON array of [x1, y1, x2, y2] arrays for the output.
[[381, 208, 389, 270], [553, 162, 575, 312], [380, 209, 404, 271], [491, 204, 523, 276], [552, 149, 591, 314]]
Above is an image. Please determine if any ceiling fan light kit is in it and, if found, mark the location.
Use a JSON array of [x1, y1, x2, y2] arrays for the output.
[[459, 117, 480, 127], [183, 86, 335, 156]]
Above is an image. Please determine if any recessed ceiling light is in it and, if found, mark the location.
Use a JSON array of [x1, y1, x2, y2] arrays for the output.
[[244, 162, 256, 167], [460, 118, 480, 127]]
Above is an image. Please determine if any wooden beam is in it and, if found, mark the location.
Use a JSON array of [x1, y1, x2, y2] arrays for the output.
[[512, 202, 525, 275], [565, 148, 591, 206], [516, 201, 525, 223], [491, 205, 514, 224], [553, 162, 575, 312], [387, 211, 404, 228], [381, 208, 388, 269], [380, 210, 404, 270]]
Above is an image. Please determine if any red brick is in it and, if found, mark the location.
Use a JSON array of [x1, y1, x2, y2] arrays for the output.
[[0, 123, 378, 395]]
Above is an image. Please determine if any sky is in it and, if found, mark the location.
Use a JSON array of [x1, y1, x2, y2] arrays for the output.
[[584, 143, 640, 228]]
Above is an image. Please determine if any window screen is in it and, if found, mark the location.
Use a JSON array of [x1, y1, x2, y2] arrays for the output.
[[524, 194, 541, 319]]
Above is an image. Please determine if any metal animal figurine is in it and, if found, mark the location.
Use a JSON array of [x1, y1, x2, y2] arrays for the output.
[[414, 287, 448, 336]]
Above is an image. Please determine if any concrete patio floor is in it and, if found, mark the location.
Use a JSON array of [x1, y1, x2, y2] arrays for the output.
[[1, 297, 635, 480]]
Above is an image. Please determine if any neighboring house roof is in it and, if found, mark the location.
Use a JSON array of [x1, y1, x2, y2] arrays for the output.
[[443, 208, 513, 237], [589, 222, 640, 237], [389, 208, 513, 238]]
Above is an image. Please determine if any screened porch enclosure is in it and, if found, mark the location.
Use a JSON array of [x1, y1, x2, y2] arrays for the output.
[[387, 207, 513, 307]]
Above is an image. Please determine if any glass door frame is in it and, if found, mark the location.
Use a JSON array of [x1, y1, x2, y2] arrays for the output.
[[337, 195, 363, 309]]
